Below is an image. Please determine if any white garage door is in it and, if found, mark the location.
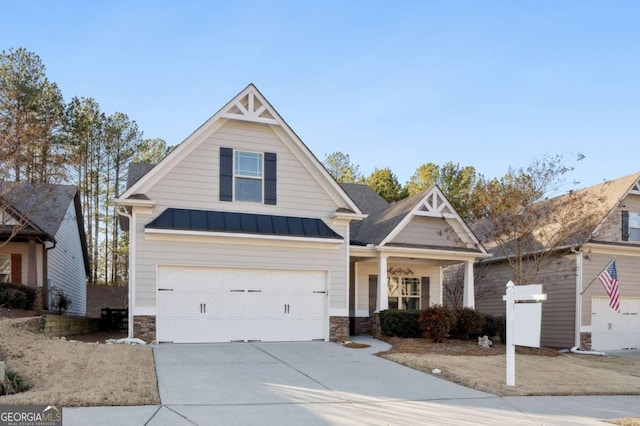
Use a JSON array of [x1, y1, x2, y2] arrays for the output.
[[156, 266, 327, 343], [591, 297, 640, 350]]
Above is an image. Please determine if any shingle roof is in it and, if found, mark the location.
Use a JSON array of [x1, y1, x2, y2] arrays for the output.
[[126, 162, 156, 189], [340, 183, 439, 245], [474, 172, 640, 257], [2, 183, 79, 238], [146, 208, 343, 240]]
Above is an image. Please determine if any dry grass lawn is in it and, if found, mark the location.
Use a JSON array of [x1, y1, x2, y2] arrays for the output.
[[0, 317, 159, 407], [379, 337, 640, 397]]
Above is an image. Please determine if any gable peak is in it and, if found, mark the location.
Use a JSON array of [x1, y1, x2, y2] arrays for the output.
[[416, 187, 455, 217], [222, 86, 278, 125]]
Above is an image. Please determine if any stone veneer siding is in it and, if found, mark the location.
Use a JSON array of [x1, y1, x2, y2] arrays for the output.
[[351, 317, 373, 335], [372, 312, 382, 339], [134, 315, 156, 343], [329, 316, 349, 342], [580, 332, 592, 351]]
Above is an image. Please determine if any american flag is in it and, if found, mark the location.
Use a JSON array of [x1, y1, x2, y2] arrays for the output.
[[598, 260, 620, 313]]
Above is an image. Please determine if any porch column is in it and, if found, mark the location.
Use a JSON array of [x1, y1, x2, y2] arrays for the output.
[[376, 255, 388, 312], [27, 237, 37, 287], [462, 260, 475, 309]]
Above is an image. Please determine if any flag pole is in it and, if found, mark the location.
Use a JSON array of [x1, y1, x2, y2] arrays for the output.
[[580, 257, 615, 295]]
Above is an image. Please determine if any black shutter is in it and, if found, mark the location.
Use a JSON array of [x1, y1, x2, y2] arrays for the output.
[[622, 210, 629, 241], [220, 147, 233, 202], [368, 275, 378, 316], [264, 152, 277, 205], [420, 277, 430, 309]]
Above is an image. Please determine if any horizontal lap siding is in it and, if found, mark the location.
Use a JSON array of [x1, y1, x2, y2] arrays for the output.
[[392, 217, 466, 248], [47, 202, 87, 315], [581, 253, 640, 327], [146, 121, 338, 217], [476, 256, 577, 348]]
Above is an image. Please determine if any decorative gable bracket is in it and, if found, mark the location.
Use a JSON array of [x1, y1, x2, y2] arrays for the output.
[[630, 179, 640, 195], [414, 191, 456, 218], [222, 91, 279, 125]]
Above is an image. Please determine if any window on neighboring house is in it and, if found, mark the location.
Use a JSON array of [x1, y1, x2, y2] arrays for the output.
[[234, 151, 263, 203], [629, 212, 640, 241], [0, 254, 10, 283], [387, 277, 421, 310]]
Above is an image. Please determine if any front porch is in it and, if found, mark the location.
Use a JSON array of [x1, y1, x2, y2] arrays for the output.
[[348, 247, 477, 335]]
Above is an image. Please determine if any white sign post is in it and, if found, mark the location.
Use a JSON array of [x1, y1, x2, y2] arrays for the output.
[[503, 281, 546, 386]]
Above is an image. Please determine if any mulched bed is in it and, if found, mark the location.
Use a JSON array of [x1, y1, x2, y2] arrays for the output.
[[379, 336, 560, 357], [65, 330, 127, 343], [0, 307, 39, 319]]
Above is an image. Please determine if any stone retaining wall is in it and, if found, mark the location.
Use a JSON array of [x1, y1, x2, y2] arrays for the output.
[[41, 315, 101, 337]]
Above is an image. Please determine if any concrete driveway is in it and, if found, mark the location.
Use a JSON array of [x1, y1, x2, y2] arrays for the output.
[[65, 339, 640, 425]]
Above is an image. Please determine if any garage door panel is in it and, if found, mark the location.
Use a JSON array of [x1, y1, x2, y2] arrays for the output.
[[157, 266, 327, 343], [592, 296, 640, 350]]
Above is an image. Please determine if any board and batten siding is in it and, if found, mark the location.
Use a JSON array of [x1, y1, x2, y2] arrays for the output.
[[146, 120, 340, 218], [47, 200, 87, 316], [133, 211, 349, 313], [594, 193, 640, 242], [391, 216, 466, 248], [580, 252, 640, 328], [475, 255, 577, 348]]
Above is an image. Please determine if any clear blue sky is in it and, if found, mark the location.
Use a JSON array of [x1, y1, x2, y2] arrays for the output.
[[3, 1, 639, 192]]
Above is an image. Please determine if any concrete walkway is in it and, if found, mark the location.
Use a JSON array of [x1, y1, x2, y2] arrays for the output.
[[64, 340, 640, 425]]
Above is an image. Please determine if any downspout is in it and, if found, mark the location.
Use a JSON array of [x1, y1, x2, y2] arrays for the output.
[[571, 247, 583, 349], [116, 206, 134, 339], [43, 239, 57, 311]]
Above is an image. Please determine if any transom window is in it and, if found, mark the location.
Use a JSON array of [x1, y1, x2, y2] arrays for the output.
[[0, 254, 10, 283], [630, 212, 640, 241], [387, 277, 421, 310], [234, 151, 263, 203]]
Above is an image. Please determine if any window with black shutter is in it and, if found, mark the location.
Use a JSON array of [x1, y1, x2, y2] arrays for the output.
[[219, 147, 277, 204]]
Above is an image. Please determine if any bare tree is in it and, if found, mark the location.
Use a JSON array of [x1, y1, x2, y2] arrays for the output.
[[469, 154, 607, 284]]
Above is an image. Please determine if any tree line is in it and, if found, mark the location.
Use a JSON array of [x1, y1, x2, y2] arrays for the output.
[[0, 47, 171, 285]]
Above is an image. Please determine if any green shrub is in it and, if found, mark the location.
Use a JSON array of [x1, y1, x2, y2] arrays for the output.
[[451, 308, 484, 340], [480, 314, 501, 338], [380, 309, 422, 337], [0, 370, 30, 395], [0, 283, 36, 310], [418, 305, 456, 343]]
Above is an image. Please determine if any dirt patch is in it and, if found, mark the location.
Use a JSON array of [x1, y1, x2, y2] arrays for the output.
[[0, 317, 159, 406], [0, 307, 39, 319], [342, 342, 371, 349], [378, 337, 640, 397]]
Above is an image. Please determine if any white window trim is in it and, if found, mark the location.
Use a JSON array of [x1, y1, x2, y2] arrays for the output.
[[387, 276, 421, 310], [233, 150, 264, 203], [0, 254, 11, 283], [629, 212, 640, 241]]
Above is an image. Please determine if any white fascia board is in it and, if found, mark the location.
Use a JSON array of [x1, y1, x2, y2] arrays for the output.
[[350, 244, 488, 261], [120, 118, 227, 198], [114, 198, 157, 208], [145, 228, 343, 248], [331, 212, 368, 221], [582, 242, 640, 256], [270, 126, 363, 215]]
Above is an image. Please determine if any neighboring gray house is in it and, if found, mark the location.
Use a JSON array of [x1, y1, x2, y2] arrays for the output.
[[474, 173, 640, 351], [116, 84, 487, 344], [0, 183, 90, 315]]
